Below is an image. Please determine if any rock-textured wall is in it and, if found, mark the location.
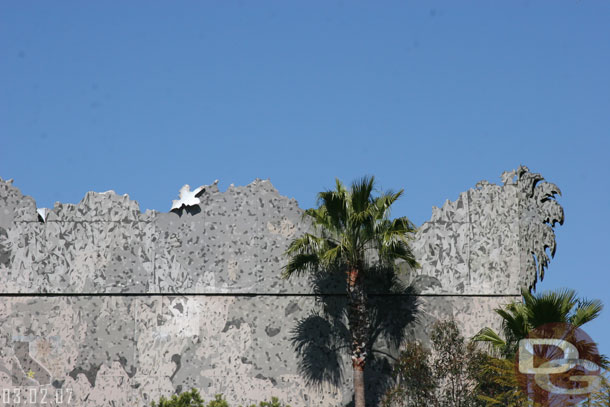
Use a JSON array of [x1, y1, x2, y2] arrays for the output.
[[412, 166, 563, 295], [0, 167, 562, 406]]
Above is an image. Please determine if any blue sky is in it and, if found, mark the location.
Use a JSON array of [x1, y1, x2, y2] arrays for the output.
[[1, 2, 609, 356]]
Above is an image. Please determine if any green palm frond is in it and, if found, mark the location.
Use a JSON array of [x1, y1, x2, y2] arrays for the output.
[[373, 189, 403, 216], [570, 298, 604, 327], [349, 176, 375, 214], [372, 216, 418, 269], [317, 180, 349, 232], [473, 327, 507, 350], [523, 288, 578, 327], [378, 218, 417, 245], [496, 304, 529, 341], [378, 241, 418, 269], [283, 233, 337, 278], [320, 245, 343, 267], [283, 254, 320, 279], [348, 209, 373, 230], [380, 241, 418, 268], [285, 233, 330, 256], [304, 208, 335, 238]]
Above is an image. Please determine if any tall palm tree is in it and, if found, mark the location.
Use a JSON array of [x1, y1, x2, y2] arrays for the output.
[[282, 176, 419, 407]]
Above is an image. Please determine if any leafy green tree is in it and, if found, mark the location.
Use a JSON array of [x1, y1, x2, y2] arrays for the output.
[[151, 389, 206, 407], [246, 397, 291, 407], [430, 320, 484, 407], [151, 391, 290, 407], [381, 340, 437, 406], [283, 176, 419, 407], [207, 394, 230, 407], [382, 320, 487, 407]]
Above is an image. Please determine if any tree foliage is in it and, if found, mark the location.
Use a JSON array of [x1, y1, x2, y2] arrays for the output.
[[150, 391, 290, 407], [382, 320, 486, 407], [151, 389, 207, 407]]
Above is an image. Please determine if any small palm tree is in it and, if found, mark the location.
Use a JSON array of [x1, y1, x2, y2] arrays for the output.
[[282, 176, 419, 407], [474, 288, 603, 358], [474, 288, 604, 405]]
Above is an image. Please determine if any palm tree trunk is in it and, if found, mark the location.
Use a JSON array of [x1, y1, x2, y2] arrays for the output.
[[348, 267, 368, 407], [353, 363, 366, 407]]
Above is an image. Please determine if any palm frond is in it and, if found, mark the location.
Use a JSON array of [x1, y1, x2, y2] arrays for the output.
[[473, 327, 507, 350], [282, 253, 320, 279], [285, 233, 328, 256], [283, 233, 339, 278], [378, 218, 417, 245], [373, 189, 404, 218], [317, 179, 349, 232], [320, 245, 343, 268], [496, 305, 529, 341], [379, 241, 419, 269], [570, 298, 604, 327], [349, 176, 375, 214], [523, 288, 588, 328], [372, 217, 418, 268], [304, 207, 335, 237]]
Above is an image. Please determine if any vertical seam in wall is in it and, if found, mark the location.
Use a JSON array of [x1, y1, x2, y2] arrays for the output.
[[152, 217, 158, 293], [133, 296, 138, 402], [516, 183, 523, 290], [153, 248, 157, 293], [466, 190, 472, 286]]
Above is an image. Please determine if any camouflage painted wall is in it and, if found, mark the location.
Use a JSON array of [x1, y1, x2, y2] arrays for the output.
[[0, 167, 563, 406]]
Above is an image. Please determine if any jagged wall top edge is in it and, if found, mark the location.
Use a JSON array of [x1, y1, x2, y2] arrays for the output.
[[0, 167, 562, 295]]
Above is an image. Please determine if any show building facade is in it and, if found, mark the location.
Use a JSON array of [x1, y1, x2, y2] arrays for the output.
[[0, 166, 563, 406]]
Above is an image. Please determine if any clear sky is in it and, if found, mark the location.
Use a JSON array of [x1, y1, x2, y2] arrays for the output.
[[1, 2, 609, 356]]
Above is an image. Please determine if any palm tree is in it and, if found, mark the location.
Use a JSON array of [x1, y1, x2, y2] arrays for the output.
[[474, 288, 603, 358], [282, 176, 419, 407], [474, 288, 605, 406]]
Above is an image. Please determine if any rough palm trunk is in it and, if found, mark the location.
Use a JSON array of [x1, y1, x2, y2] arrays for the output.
[[353, 365, 366, 407], [348, 267, 368, 407]]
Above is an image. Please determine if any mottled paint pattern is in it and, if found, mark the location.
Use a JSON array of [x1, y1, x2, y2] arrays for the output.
[[0, 168, 562, 406]]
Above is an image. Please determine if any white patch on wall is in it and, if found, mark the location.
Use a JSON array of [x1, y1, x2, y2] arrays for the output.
[[170, 180, 218, 211]]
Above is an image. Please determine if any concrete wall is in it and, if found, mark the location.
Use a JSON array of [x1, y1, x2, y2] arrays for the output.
[[0, 166, 563, 406]]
